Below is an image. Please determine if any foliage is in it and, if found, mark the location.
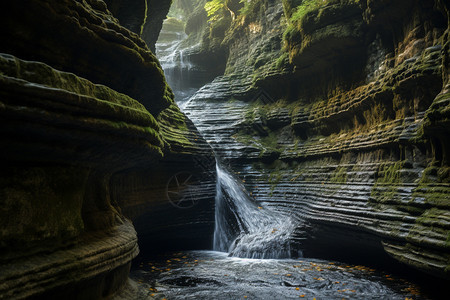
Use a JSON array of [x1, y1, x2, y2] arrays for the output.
[[205, 0, 225, 22], [290, 0, 327, 24], [283, 0, 360, 47], [239, 0, 257, 16]]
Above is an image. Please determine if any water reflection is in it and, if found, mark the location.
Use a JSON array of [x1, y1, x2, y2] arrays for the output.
[[131, 251, 424, 300]]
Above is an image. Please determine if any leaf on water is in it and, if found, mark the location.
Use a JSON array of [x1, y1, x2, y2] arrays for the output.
[[295, 287, 300, 291], [258, 206, 263, 209], [299, 295, 305, 298]]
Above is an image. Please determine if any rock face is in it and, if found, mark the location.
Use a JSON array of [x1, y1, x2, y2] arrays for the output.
[[103, 0, 173, 53], [182, 0, 450, 279], [0, 0, 215, 298], [142, 0, 174, 52]]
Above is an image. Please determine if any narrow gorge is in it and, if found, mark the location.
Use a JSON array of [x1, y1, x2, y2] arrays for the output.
[[0, 0, 449, 299]]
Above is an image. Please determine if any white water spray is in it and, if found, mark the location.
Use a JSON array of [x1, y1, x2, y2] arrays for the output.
[[213, 164, 297, 259]]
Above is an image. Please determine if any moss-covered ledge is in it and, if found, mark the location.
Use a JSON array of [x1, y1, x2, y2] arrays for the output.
[[0, 220, 138, 300], [0, 53, 162, 298], [0, 54, 164, 166], [0, 0, 173, 115]]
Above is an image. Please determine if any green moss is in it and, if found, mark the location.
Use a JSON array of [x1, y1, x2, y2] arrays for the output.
[[268, 171, 283, 196], [0, 166, 89, 250], [330, 166, 347, 184], [411, 165, 450, 207], [238, 0, 262, 17], [370, 161, 404, 203], [282, 0, 362, 60], [157, 104, 193, 148], [276, 52, 290, 69]]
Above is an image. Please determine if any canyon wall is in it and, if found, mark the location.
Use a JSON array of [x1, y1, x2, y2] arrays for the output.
[[0, 0, 215, 298], [182, 0, 450, 279], [104, 0, 173, 52]]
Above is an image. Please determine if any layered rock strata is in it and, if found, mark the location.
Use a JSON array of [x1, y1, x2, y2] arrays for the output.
[[183, 0, 450, 279], [0, 0, 215, 298]]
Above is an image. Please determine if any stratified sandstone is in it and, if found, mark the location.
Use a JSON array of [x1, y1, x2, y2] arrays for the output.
[[183, 0, 450, 279], [0, 0, 215, 298]]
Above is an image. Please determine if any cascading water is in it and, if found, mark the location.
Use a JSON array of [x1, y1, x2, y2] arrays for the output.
[[155, 16, 299, 261], [213, 163, 298, 259], [156, 20, 197, 104]]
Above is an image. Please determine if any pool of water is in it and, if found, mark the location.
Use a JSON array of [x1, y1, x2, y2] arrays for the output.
[[130, 250, 427, 300]]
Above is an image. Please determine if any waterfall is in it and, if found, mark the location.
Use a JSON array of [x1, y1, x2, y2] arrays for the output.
[[213, 163, 297, 259], [156, 23, 197, 105], [155, 17, 300, 260]]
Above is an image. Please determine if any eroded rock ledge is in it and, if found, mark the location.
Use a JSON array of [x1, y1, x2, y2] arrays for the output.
[[0, 0, 215, 298], [182, 0, 450, 279]]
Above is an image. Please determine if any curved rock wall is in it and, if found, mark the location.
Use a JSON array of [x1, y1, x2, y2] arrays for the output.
[[184, 0, 450, 279], [0, 0, 215, 298], [142, 0, 174, 52]]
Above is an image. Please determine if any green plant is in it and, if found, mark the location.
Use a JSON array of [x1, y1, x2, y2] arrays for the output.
[[290, 0, 326, 24], [282, 0, 361, 46], [205, 0, 225, 22], [239, 0, 256, 16]]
